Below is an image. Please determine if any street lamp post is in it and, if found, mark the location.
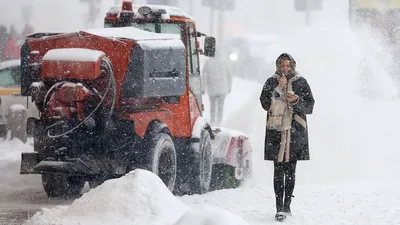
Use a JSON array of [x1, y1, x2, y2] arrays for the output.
[[202, 0, 235, 39], [80, 0, 102, 28], [305, 0, 311, 26]]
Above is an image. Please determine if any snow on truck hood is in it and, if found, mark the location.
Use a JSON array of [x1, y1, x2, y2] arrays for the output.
[[42, 48, 105, 62]]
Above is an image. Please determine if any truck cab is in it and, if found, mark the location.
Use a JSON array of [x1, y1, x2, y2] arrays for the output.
[[104, 1, 216, 117]]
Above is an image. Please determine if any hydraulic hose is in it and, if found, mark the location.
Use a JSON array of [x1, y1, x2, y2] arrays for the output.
[[45, 57, 117, 138]]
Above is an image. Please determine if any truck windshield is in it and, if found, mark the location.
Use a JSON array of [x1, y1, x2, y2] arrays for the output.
[[128, 21, 183, 35]]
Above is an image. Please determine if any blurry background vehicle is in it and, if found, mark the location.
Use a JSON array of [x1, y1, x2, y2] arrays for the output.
[[0, 59, 39, 142], [220, 34, 283, 82]]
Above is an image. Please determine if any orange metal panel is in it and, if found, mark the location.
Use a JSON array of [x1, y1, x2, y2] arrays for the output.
[[121, 110, 174, 138], [164, 94, 192, 137], [27, 32, 135, 108], [119, 96, 193, 138], [42, 60, 102, 80]]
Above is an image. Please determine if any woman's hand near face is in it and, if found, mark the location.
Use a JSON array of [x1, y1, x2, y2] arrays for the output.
[[285, 93, 298, 103], [278, 75, 287, 91]]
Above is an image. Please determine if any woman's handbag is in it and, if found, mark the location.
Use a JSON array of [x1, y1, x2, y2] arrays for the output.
[[266, 90, 288, 131]]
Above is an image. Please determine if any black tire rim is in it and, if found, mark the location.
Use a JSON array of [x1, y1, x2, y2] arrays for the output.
[[158, 147, 176, 191], [200, 135, 212, 190]]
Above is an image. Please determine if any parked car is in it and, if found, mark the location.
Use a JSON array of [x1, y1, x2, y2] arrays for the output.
[[0, 59, 39, 142], [220, 34, 283, 82]]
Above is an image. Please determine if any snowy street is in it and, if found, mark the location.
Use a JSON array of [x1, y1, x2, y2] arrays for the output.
[[2, 0, 400, 224], [182, 181, 400, 225], [3, 38, 400, 223]]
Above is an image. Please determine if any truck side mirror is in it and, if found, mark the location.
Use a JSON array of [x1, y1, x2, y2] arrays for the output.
[[204, 37, 216, 57], [26, 117, 37, 137]]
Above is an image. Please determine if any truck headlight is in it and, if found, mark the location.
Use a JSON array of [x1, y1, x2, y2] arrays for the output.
[[229, 53, 238, 61]]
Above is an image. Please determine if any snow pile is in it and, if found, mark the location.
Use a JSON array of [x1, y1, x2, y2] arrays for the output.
[[24, 169, 188, 225], [23, 169, 249, 225]]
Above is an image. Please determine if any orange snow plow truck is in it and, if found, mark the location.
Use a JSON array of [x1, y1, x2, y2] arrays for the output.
[[19, 1, 252, 198]]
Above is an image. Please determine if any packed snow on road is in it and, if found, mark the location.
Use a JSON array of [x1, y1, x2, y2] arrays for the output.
[[2, 23, 400, 224], [2, 0, 400, 225]]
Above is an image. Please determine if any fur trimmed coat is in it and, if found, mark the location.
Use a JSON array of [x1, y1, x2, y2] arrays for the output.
[[260, 72, 315, 162]]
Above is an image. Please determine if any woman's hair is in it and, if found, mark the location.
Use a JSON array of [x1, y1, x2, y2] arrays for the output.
[[276, 53, 296, 73], [279, 57, 291, 64]]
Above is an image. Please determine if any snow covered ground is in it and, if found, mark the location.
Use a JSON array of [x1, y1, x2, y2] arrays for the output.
[[3, 1, 400, 224], [3, 22, 400, 223]]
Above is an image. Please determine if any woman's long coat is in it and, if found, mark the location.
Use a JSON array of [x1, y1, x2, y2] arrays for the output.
[[260, 74, 315, 162]]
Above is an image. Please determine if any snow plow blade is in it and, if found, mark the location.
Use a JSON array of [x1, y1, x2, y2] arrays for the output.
[[32, 159, 92, 175], [211, 127, 252, 180], [20, 152, 100, 175], [20, 152, 40, 174]]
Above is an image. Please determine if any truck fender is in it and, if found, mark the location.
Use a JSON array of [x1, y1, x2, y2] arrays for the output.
[[191, 116, 214, 140], [144, 120, 171, 141]]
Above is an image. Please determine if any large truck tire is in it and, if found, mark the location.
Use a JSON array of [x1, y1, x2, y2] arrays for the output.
[[189, 129, 213, 194], [144, 132, 177, 192], [41, 174, 85, 198]]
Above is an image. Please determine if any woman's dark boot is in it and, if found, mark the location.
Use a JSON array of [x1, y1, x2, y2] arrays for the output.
[[275, 195, 286, 221], [276, 195, 284, 213], [283, 195, 293, 216], [275, 212, 286, 222]]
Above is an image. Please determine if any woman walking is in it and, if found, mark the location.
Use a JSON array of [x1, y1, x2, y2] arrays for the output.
[[259, 53, 315, 221]]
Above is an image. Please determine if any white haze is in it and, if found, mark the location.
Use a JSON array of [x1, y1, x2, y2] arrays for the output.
[[1, 0, 400, 224]]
